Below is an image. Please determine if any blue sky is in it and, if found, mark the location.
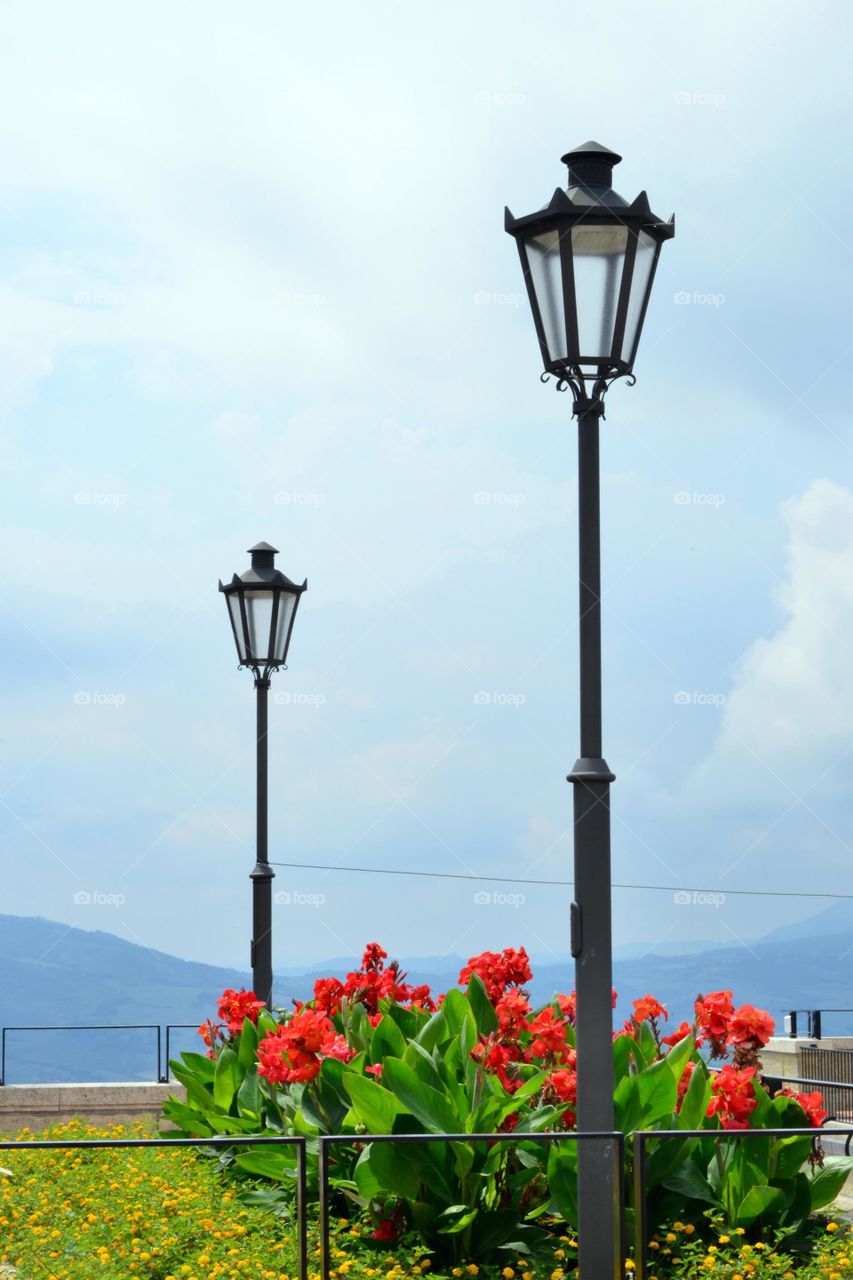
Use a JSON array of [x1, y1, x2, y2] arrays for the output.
[[3, 0, 853, 977]]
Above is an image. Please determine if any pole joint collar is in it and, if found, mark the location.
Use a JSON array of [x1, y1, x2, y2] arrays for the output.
[[250, 862, 276, 881], [567, 756, 616, 784]]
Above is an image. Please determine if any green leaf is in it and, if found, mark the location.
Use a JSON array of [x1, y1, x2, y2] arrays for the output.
[[234, 1148, 296, 1181], [366, 1140, 421, 1199], [177, 1051, 216, 1081], [661, 1160, 718, 1205], [635, 1057, 678, 1126], [237, 1017, 259, 1067], [169, 1062, 217, 1112], [467, 973, 499, 1035], [677, 1060, 711, 1131], [736, 1184, 784, 1226], [213, 1047, 243, 1112], [436, 1205, 479, 1234], [382, 1057, 462, 1133], [236, 1066, 261, 1118], [371, 1015, 406, 1060], [808, 1158, 853, 1211], [661, 1032, 692, 1082], [772, 1135, 812, 1181], [546, 1144, 577, 1225], [159, 1100, 214, 1137], [343, 1071, 405, 1133]]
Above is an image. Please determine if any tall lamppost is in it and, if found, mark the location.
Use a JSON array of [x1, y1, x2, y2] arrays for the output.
[[220, 542, 307, 1006], [505, 142, 673, 1278]]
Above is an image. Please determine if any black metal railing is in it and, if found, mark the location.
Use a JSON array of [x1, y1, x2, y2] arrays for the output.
[[0, 1132, 308, 1279], [0, 1023, 203, 1085], [786, 1008, 853, 1040]]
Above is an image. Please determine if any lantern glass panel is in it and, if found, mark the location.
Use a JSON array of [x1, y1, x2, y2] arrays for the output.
[[571, 223, 628, 360], [246, 590, 275, 662], [620, 229, 658, 363], [273, 593, 297, 664], [525, 229, 566, 363], [227, 593, 247, 662]]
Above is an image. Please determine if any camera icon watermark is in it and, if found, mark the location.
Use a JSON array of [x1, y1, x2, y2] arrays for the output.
[[673, 490, 726, 507], [474, 890, 526, 907], [273, 691, 325, 707], [73, 289, 126, 307], [73, 890, 126, 907], [673, 690, 726, 708], [474, 290, 523, 307], [673, 91, 726, 108], [73, 491, 126, 506], [74, 691, 126, 707], [474, 691, 526, 708], [274, 890, 326, 908], [273, 491, 326, 507], [473, 491, 526, 507], [673, 290, 726, 307], [673, 889, 726, 908]]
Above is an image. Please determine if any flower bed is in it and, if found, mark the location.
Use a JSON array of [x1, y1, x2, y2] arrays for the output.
[[165, 945, 853, 1269]]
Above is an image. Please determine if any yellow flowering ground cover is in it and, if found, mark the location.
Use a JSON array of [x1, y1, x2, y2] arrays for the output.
[[1, 1122, 851, 1280]]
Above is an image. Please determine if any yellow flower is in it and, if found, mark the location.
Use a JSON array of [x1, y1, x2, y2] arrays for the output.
[[665, 1234, 676, 1244], [682, 1224, 695, 1236], [502, 1269, 514, 1279], [624, 1262, 635, 1272], [827, 1222, 839, 1233], [735, 1228, 746, 1236], [718, 1235, 730, 1244]]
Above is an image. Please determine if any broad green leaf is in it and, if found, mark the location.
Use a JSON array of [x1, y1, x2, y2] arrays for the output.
[[808, 1158, 853, 1211], [383, 1057, 462, 1133], [170, 1062, 217, 1112], [343, 1071, 405, 1134], [772, 1135, 812, 1181], [236, 1066, 261, 1118], [213, 1047, 243, 1111], [635, 1057, 678, 1125], [159, 1100, 214, 1137], [177, 1051, 216, 1081], [661, 1159, 718, 1205], [436, 1205, 478, 1234], [367, 1140, 421, 1199], [237, 1017, 259, 1067], [677, 1060, 711, 1131], [467, 973, 499, 1035], [234, 1148, 296, 1181], [736, 1184, 784, 1226], [546, 1144, 578, 1224]]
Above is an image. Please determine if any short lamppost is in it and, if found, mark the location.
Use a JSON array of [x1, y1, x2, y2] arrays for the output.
[[505, 143, 673, 1278], [220, 542, 307, 1006]]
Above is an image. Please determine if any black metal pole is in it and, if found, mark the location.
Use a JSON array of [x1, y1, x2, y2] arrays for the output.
[[568, 394, 619, 1280], [251, 675, 274, 1005]]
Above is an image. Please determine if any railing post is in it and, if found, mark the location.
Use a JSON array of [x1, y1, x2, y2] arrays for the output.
[[319, 1136, 330, 1280], [633, 1132, 648, 1280]]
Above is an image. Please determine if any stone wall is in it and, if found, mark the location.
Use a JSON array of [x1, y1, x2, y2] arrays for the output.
[[0, 1082, 184, 1133]]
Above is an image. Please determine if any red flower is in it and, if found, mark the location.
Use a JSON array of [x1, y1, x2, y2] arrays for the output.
[[676, 1060, 697, 1109], [313, 978, 345, 1017], [557, 992, 576, 1023], [371, 1219, 397, 1242], [257, 1009, 335, 1085], [707, 1064, 758, 1128], [459, 947, 532, 1003], [366, 1063, 383, 1078], [526, 1007, 572, 1065], [662, 1021, 692, 1048], [777, 1088, 827, 1128], [320, 1033, 354, 1064], [726, 1004, 775, 1051], [695, 990, 734, 1058], [549, 1068, 577, 1105], [495, 989, 531, 1034], [362, 942, 387, 971], [471, 1036, 522, 1092], [197, 1019, 224, 1048], [216, 988, 265, 1037], [632, 995, 668, 1025]]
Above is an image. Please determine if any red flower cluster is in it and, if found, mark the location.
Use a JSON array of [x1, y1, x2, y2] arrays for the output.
[[257, 1008, 354, 1085], [526, 1007, 573, 1065], [662, 1021, 691, 1048], [459, 947, 532, 1003], [707, 1064, 758, 1129], [776, 1087, 828, 1128], [694, 991, 775, 1068], [321, 943, 438, 1017], [633, 995, 668, 1025], [217, 988, 265, 1037], [727, 1004, 775, 1052]]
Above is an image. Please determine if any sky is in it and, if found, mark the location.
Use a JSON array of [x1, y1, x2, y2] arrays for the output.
[[2, 0, 853, 983]]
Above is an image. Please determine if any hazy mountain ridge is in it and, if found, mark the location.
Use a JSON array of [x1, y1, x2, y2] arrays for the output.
[[0, 909, 848, 1083]]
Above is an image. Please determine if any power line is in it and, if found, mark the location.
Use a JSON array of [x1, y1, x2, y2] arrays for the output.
[[268, 860, 853, 901]]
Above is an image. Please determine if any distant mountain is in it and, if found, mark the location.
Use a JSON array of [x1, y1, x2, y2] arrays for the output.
[[1, 913, 850, 1084], [761, 899, 853, 946]]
